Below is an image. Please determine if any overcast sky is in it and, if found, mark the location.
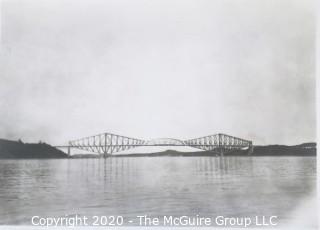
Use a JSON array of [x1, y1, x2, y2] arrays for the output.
[[0, 0, 315, 145]]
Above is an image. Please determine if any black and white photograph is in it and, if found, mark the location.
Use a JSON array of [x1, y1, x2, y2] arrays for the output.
[[0, 0, 317, 229]]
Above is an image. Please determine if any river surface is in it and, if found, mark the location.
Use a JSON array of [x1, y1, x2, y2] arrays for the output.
[[0, 156, 316, 227]]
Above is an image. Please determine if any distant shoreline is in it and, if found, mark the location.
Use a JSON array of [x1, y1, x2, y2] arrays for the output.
[[0, 138, 68, 159], [0, 138, 316, 159], [73, 144, 316, 158]]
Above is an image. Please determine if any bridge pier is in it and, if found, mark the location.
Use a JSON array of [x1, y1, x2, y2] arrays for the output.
[[220, 149, 224, 157], [103, 153, 111, 158], [67, 141, 72, 156], [248, 141, 254, 155]]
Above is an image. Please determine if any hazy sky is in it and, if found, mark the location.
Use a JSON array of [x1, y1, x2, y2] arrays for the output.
[[0, 0, 315, 145]]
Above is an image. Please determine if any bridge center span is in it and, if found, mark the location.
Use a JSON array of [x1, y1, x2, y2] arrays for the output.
[[144, 138, 185, 146]]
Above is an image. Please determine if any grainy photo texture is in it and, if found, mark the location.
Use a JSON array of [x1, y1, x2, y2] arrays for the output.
[[0, 0, 317, 229]]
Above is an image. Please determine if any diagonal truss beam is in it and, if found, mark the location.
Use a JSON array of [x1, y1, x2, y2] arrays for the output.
[[69, 132, 146, 155], [184, 133, 253, 155]]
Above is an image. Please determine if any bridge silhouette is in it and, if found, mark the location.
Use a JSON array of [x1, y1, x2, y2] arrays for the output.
[[56, 132, 253, 157]]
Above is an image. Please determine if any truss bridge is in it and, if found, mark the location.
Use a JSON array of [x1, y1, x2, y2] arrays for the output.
[[56, 132, 253, 157]]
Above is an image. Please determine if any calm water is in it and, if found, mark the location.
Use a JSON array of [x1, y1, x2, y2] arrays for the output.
[[0, 156, 316, 226]]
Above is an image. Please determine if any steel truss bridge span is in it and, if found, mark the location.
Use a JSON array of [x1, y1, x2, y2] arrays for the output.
[[58, 132, 253, 156]]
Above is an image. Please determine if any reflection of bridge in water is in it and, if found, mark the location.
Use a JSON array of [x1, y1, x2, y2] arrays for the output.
[[56, 132, 253, 157], [69, 156, 255, 191]]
